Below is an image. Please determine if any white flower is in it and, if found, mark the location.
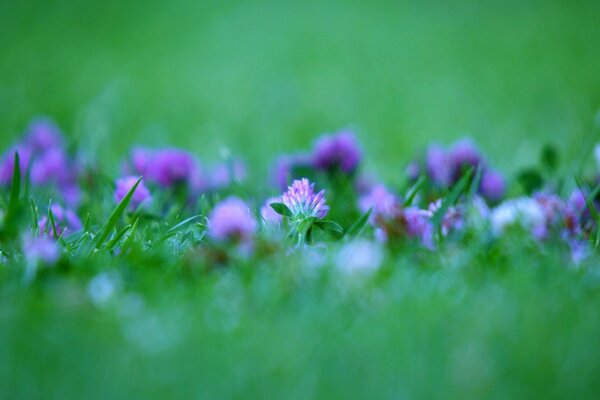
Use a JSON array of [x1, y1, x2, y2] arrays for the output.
[[490, 197, 545, 236]]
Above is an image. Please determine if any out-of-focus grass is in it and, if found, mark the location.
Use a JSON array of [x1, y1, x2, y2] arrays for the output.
[[2, 246, 600, 399], [1, 0, 599, 180]]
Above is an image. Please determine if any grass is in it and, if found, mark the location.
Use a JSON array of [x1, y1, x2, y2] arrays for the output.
[[1, 0, 600, 398]]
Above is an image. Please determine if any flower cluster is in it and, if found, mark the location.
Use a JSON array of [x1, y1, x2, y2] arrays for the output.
[[0, 117, 81, 206], [409, 138, 506, 203], [272, 129, 362, 190], [1, 117, 598, 271]]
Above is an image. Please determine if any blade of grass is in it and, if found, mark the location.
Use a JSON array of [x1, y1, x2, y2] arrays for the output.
[[467, 165, 483, 198], [346, 208, 372, 238], [120, 218, 140, 254], [47, 202, 58, 239], [29, 198, 38, 233], [90, 177, 141, 254], [575, 177, 600, 247], [6, 152, 21, 222], [107, 224, 132, 251], [403, 176, 426, 207], [432, 167, 474, 231]]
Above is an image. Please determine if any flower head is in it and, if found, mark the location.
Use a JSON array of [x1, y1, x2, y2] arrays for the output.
[[426, 145, 452, 186], [208, 197, 257, 243], [358, 184, 401, 223], [127, 147, 154, 176], [114, 176, 151, 210], [147, 148, 199, 187], [30, 148, 73, 186], [450, 138, 484, 174], [312, 130, 362, 174], [402, 207, 435, 248], [282, 178, 329, 220], [24, 117, 63, 153], [480, 169, 506, 203]]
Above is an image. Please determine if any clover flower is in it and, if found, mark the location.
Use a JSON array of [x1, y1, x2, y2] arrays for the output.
[[24, 117, 63, 152], [312, 130, 362, 174], [208, 197, 257, 243], [114, 176, 151, 210], [480, 169, 506, 203], [126, 147, 202, 189], [450, 138, 484, 176], [147, 148, 199, 187], [282, 178, 329, 220], [38, 204, 82, 238], [426, 145, 452, 186], [30, 148, 72, 186], [403, 207, 435, 248], [358, 184, 402, 223]]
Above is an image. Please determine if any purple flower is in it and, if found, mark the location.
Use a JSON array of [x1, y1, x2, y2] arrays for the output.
[[480, 169, 506, 202], [450, 138, 484, 174], [261, 197, 283, 224], [23, 234, 60, 265], [146, 148, 199, 187], [403, 207, 434, 248], [114, 176, 151, 210], [24, 118, 63, 153], [272, 153, 312, 191], [358, 184, 402, 223], [312, 130, 362, 174], [282, 178, 329, 220], [426, 145, 452, 186], [568, 189, 586, 216], [208, 197, 257, 243], [30, 148, 72, 185], [128, 147, 154, 176], [38, 204, 82, 238]]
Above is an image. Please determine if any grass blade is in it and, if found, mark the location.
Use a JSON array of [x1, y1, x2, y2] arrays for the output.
[[346, 208, 372, 238], [29, 198, 38, 233], [91, 177, 141, 254], [432, 167, 474, 230], [404, 176, 426, 207], [575, 177, 600, 247]]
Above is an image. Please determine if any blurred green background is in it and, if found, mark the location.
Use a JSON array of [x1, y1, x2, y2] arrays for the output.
[[1, 0, 599, 180]]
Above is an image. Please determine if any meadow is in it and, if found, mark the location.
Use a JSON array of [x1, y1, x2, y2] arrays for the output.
[[1, 0, 600, 398]]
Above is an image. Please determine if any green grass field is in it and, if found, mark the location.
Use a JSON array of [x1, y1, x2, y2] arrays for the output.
[[1, 0, 600, 398]]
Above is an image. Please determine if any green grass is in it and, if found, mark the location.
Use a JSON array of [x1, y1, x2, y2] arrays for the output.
[[1, 0, 600, 398]]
